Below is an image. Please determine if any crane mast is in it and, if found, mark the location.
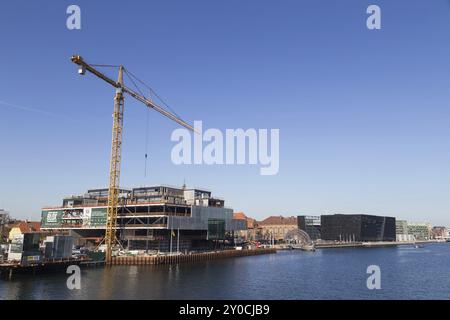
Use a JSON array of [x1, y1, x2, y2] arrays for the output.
[[70, 55, 194, 265], [105, 66, 124, 264]]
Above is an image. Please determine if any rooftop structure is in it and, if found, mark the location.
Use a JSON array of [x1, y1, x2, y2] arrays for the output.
[[12, 221, 41, 233], [8, 221, 41, 241], [59, 186, 225, 208], [259, 216, 298, 226]]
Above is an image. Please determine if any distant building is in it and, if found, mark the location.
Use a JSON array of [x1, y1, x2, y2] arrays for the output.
[[321, 214, 396, 242], [396, 220, 408, 235], [431, 226, 448, 240], [7, 233, 42, 263], [297, 215, 321, 240], [8, 221, 41, 241], [396, 220, 414, 242], [0, 209, 10, 243], [233, 212, 258, 241], [408, 223, 432, 241], [258, 216, 298, 242], [0, 209, 9, 223]]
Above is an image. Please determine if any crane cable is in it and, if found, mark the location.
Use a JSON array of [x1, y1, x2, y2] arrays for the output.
[[123, 68, 182, 119], [85, 63, 181, 119], [89, 64, 181, 179], [123, 68, 147, 100], [123, 69, 151, 178], [144, 92, 151, 178], [89, 63, 182, 121]]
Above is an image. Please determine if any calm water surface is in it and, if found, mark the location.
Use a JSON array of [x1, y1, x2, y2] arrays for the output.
[[2, 243, 450, 299]]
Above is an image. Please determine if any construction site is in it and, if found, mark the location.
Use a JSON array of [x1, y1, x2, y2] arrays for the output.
[[41, 185, 247, 253], [0, 54, 271, 276]]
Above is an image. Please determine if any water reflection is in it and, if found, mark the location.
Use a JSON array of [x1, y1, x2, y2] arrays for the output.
[[2, 244, 450, 300]]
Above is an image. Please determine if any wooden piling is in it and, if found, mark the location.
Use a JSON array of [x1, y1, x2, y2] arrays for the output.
[[111, 248, 276, 266]]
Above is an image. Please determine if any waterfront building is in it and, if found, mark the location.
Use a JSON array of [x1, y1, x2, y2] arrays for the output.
[[40, 185, 246, 252], [7, 232, 42, 264], [395, 220, 414, 242], [8, 221, 41, 241], [396, 220, 408, 235], [321, 214, 396, 242], [431, 226, 448, 240], [257, 216, 298, 242], [407, 223, 432, 241], [233, 212, 259, 242], [297, 215, 321, 240]]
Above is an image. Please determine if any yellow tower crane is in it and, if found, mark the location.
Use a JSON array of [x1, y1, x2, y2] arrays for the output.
[[71, 55, 194, 265]]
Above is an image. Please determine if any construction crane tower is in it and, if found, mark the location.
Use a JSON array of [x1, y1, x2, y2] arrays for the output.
[[70, 55, 194, 265]]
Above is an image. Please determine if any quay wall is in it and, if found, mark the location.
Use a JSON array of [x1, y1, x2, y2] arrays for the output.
[[315, 240, 443, 249], [112, 248, 277, 266]]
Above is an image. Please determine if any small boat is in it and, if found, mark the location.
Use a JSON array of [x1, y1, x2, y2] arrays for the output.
[[301, 244, 316, 252]]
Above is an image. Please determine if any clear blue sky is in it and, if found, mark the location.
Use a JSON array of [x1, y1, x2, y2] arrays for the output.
[[1, 0, 450, 225]]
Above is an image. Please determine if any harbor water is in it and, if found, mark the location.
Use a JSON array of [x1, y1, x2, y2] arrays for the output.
[[1, 243, 450, 300]]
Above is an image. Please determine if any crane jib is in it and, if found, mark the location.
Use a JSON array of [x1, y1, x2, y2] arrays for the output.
[[71, 55, 194, 132]]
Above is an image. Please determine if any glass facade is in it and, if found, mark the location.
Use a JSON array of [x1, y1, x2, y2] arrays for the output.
[[207, 219, 225, 240], [298, 216, 321, 240], [321, 214, 396, 242]]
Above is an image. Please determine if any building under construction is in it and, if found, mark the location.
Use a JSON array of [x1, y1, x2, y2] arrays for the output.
[[40, 186, 246, 252]]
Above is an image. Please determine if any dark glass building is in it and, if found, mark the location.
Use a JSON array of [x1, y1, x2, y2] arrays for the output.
[[297, 216, 321, 240], [321, 214, 396, 242]]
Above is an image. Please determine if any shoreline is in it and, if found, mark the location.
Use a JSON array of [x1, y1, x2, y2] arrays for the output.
[[272, 239, 447, 250]]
